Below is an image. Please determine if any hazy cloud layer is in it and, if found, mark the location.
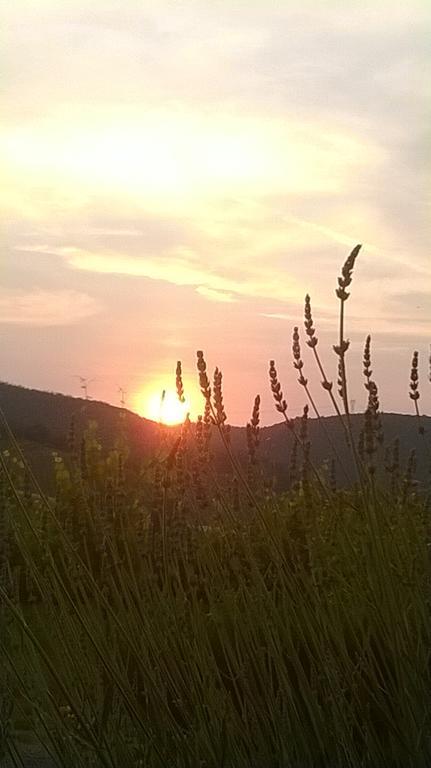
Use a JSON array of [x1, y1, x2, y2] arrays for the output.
[[0, 289, 102, 326], [2, 0, 430, 421]]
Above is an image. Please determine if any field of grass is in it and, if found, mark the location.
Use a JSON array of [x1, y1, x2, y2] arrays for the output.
[[0, 247, 430, 767]]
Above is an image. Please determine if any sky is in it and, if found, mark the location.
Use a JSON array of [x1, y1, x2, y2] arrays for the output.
[[2, 0, 430, 425]]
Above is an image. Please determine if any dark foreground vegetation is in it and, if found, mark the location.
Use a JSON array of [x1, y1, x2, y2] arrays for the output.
[[0, 246, 430, 767], [0, 381, 430, 495]]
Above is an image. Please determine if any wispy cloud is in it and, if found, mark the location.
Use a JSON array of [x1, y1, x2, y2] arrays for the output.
[[18, 244, 304, 305], [261, 313, 297, 321], [0, 290, 101, 326], [196, 286, 236, 303]]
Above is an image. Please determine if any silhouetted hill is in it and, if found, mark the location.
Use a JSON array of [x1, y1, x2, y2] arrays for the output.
[[0, 381, 430, 492], [0, 381, 163, 491], [0, 380, 161, 453], [252, 414, 431, 489]]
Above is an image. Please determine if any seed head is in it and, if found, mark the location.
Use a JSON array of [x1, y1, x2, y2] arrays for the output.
[[337, 359, 345, 399], [269, 360, 288, 414], [336, 244, 361, 301], [333, 339, 350, 357], [213, 367, 228, 426], [368, 380, 379, 414], [363, 335, 372, 389], [409, 351, 420, 401], [304, 294, 318, 348], [365, 379, 384, 448], [292, 327, 307, 386], [246, 395, 260, 465], [196, 351, 211, 400], [176, 361, 185, 403], [250, 394, 260, 430]]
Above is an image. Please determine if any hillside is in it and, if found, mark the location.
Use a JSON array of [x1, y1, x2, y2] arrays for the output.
[[0, 381, 161, 453], [0, 380, 430, 491]]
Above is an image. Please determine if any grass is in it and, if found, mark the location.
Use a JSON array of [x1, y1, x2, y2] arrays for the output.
[[0, 246, 430, 767]]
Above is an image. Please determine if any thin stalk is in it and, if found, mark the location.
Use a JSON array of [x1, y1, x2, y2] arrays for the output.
[[0, 591, 115, 768], [279, 411, 331, 501], [313, 347, 345, 423], [337, 312, 365, 491], [202, 388, 264, 516], [333, 245, 367, 491], [302, 380, 352, 485]]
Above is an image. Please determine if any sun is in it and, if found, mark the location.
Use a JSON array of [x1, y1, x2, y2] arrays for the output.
[[138, 389, 190, 425]]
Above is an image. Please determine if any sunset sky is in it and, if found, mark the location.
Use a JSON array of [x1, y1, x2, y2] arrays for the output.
[[2, 1, 430, 424]]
